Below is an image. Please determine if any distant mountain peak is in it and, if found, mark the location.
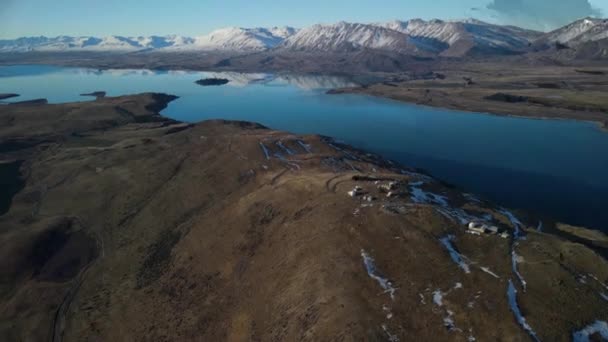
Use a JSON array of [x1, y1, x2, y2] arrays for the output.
[[190, 26, 298, 51], [0, 26, 299, 53], [0, 18, 605, 60], [537, 16, 608, 47], [277, 21, 431, 54], [378, 18, 542, 57]]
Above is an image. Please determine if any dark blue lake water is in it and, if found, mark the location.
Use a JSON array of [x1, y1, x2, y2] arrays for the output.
[[1, 65, 607, 231]]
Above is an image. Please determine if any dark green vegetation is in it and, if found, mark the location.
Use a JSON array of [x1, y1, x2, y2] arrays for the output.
[[0, 160, 24, 215], [136, 229, 182, 288], [485, 93, 529, 103]]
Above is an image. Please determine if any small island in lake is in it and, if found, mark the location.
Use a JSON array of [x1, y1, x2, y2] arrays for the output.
[[80, 91, 106, 98], [195, 78, 230, 86], [8, 98, 48, 106], [0, 93, 19, 100]]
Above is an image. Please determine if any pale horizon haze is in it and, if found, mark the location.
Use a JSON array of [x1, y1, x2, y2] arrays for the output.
[[0, 0, 606, 39]]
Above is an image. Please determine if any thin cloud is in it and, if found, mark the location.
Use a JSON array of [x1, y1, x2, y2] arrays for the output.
[[487, 0, 602, 31]]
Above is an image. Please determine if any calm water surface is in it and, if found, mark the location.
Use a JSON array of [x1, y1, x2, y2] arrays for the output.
[[1, 65, 607, 231]]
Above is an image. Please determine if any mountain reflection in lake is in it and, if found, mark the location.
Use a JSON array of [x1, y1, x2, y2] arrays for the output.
[[1, 65, 607, 231]]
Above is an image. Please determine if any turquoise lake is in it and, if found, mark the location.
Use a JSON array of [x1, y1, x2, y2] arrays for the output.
[[1, 64, 607, 231]]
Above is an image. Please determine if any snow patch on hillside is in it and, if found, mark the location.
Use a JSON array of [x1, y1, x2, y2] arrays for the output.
[[278, 22, 426, 53]]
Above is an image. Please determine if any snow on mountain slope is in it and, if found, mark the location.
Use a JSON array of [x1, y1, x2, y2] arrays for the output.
[[278, 22, 436, 54], [2, 18, 606, 57], [134, 35, 196, 50], [83, 36, 142, 51], [0, 27, 296, 53], [186, 26, 298, 51], [0, 35, 195, 52], [268, 27, 298, 40], [384, 19, 464, 46], [538, 18, 608, 46], [380, 19, 541, 56], [0, 36, 100, 52]]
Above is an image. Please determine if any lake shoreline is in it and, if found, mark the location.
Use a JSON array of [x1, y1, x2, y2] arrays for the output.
[[2, 91, 604, 232], [329, 85, 608, 132], [2, 92, 607, 341], [2, 58, 605, 129], [1, 64, 607, 231]]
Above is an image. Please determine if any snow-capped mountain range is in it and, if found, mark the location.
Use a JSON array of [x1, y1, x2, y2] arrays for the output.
[[380, 18, 542, 56], [0, 27, 297, 53], [1, 17, 605, 57], [276, 22, 438, 55], [535, 18, 608, 47], [184, 27, 298, 51], [0, 35, 199, 52]]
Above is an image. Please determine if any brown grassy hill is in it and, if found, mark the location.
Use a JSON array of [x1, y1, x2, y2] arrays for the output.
[[0, 94, 606, 341]]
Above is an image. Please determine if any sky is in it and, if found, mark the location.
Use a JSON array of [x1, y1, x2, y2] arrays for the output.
[[0, 0, 606, 38]]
